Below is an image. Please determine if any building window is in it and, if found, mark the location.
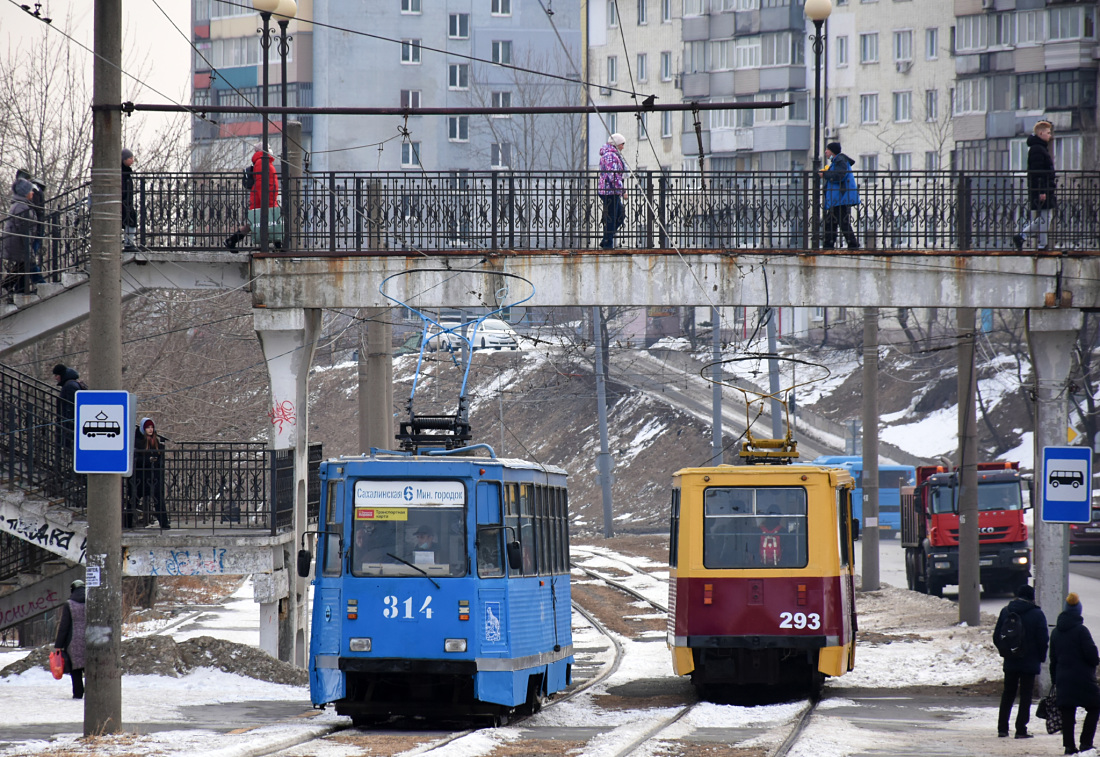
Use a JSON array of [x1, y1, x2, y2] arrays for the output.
[[209, 36, 261, 68], [860, 93, 879, 123], [661, 111, 673, 138], [925, 151, 940, 170], [861, 154, 879, 171], [925, 27, 938, 60], [609, 0, 619, 27], [638, 0, 647, 24], [492, 0, 511, 15], [761, 32, 803, 66], [893, 91, 912, 122], [924, 89, 938, 121], [1016, 73, 1043, 110], [401, 0, 421, 13], [637, 112, 648, 139], [637, 53, 648, 82], [992, 13, 1016, 47], [894, 30, 913, 62], [859, 33, 879, 64], [1047, 70, 1098, 109], [1053, 136, 1082, 171], [735, 38, 761, 69], [1049, 6, 1096, 41], [836, 36, 848, 67], [683, 0, 704, 16], [491, 142, 511, 169], [662, 0, 672, 22], [1016, 10, 1045, 45], [953, 77, 988, 115], [711, 40, 734, 71], [492, 91, 512, 117], [737, 0, 759, 8], [492, 41, 513, 65], [448, 14, 470, 39], [608, 55, 618, 85], [608, 113, 618, 134], [893, 152, 911, 171], [449, 64, 469, 90], [401, 142, 421, 167], [448, 116, 469, 142], [660, 51, 672, 80], [956, 15, 987, 53], [400, 89, 421, 109], [836, 95, 848, 126], [401, 40, 422, 64]]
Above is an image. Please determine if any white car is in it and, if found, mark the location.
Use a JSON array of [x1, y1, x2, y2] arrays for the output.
[[440, 319, 519, 351]]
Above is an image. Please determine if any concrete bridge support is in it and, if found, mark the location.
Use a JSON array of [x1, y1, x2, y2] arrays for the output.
[[254, 307, 321, 666], [1027, 308, 1083, 647]]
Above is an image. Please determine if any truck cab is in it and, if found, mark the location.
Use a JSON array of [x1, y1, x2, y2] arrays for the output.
[[901, 462, 1030, 597]]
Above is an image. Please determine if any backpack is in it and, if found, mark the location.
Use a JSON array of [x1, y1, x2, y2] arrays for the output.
[[242, 166, 254, 190], [997, 609, 1028, 658], [76, 380, 89, 390]]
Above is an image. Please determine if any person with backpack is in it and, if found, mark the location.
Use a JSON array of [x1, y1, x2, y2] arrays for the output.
[[1050, 592, 1100, 755], [51, 363, 85, 455], [994, 583, 1048, 739]]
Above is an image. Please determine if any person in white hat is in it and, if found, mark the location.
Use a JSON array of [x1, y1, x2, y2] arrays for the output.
[[597, 133, 627, 249]]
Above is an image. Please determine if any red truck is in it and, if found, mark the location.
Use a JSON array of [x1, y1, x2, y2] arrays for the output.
[[900, 462, 1031, 597]]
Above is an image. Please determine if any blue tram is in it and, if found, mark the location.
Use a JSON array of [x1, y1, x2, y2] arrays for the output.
[[300, 449, 572, 724]]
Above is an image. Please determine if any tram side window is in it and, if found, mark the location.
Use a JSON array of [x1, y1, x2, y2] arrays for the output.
[[322, 481, 342, 576], [669, 489, 680, 568], [559, 488, 571, 573], [537, 486, 551, 575], [477, 526, 505, 577], [702, 487, 808, 569], [837, 486, 851, 569], [518, 484, 537, 575]]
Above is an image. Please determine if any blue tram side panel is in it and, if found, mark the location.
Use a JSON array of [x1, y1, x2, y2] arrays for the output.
[[812, 456, 915, 537], [303, 452, 572, 723]]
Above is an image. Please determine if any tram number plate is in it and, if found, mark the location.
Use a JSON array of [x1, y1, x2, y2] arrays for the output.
[[779, 612, 821, 630], [979, 559, 993, 566]]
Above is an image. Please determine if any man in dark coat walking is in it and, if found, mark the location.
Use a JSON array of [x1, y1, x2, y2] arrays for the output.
[[54, 579, 87, 699], [821, 142, 861, 250], [1013, 120, 1056, 251], [52, 364, 82, 454], [2, 178, 37, 294], [994, 583, 1049, 738], [121, 148, 138, 250], [1051, 592, 1100, 755]]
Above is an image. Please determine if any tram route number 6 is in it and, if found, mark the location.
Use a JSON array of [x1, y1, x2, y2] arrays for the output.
[[383, 595, 434, 620], [779, 611, 821, 630]]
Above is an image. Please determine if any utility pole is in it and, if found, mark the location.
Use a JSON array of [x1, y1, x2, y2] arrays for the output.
[[957, 307, 980, 626], [359, 309, 393, 452], [86, 0, 123, 735], [765, 308, 783, 438], [711, 307, 723, 466], [861, 308, 880, 590], [592, 307, 614, 538]]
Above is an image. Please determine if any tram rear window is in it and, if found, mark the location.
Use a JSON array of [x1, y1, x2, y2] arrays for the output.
[[702, 487, 808, 569]]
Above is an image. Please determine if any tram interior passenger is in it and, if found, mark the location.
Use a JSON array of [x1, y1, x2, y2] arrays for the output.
[[703, 487, 808, 569], [352, 509, 466, 577]]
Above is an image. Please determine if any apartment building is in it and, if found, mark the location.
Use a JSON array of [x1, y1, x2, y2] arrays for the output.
[[587, 0, 686, 170]]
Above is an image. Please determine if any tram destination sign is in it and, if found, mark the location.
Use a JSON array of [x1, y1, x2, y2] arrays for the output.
[[1041, 445, 1093, 524], [354, 480, 466, 506]]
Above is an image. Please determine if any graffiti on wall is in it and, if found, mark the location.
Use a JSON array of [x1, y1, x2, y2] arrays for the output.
[[268, 400, 296, 433], [124, 546, 273, 577], [0, 502, 87, 564]]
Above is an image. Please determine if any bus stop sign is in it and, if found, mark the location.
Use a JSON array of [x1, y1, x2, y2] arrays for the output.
[[73, 390, 134, 475], [1041, 445, 1092, 524]]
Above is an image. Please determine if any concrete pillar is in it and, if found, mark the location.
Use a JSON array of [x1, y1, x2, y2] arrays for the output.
[[861, 308, 880, 591], [957, 307, 980, 626], [1027, 308, 1083, 657], [359, 309, 394, 452], [254, 307, 321, 665]]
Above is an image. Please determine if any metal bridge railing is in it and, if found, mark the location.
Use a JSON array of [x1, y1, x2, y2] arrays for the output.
[[1, 362, 321, 537], [34, 169, 1100, 279]]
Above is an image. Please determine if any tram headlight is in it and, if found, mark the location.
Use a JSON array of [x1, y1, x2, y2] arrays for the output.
[[349, 638, 372, 652], [444, 638, 468, 653]]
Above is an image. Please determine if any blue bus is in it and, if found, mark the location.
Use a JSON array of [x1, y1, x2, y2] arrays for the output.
[[299, 450, 572, 725], [812, 456, 916, 537]]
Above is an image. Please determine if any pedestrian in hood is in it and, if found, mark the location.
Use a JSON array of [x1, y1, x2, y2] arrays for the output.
[[597, 133, 627, 249], [51, 363, 83, 452], [2, 178, 37, 294], [121, 148, 138, 250], [129, 416, 169, 529], [821, 142, 861, 250], [1050, 592, 1100, 755], [1013, 120, 1056, 251], [54, 579, 87, 699], [994, 583, 1048, 738], [246, 144, 282, 249]]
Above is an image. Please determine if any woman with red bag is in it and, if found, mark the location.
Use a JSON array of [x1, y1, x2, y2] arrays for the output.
[[54, 579, 87, 699]]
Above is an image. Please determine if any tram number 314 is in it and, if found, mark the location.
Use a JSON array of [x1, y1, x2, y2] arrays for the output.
[[382, 595, 434, 620], [778, 611, 821, 630]]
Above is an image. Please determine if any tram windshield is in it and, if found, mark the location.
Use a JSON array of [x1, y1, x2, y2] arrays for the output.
[[349, 480, 467, 578], [702, 487, 808, 569]]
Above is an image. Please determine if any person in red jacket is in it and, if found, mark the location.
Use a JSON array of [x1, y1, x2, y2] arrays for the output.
[[226, 145, 282, 250]]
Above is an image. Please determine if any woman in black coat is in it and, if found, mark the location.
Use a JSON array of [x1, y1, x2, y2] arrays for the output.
[[1050, 592, 1100, 755]]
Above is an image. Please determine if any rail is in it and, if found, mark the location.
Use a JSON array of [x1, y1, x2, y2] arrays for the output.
[[28, 169, 1100, 281], [0, 362, 321, 537]]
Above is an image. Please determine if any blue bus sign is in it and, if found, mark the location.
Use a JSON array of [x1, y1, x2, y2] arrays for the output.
[[1041, 446, 1092, 524], [73, 391, 134, 475]]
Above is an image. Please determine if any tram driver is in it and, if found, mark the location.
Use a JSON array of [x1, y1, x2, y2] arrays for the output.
[[411, 525, 437, 564]]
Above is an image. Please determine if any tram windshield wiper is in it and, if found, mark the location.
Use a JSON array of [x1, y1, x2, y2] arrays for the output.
[[386, 553, 441, 589]]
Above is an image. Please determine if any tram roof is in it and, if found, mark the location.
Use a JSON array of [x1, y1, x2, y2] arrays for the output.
[[672, 463, 855, 484], [327, 452, 568, 476]]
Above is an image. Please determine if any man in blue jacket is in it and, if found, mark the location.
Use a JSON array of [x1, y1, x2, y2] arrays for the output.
[[821, 142, 861, 250], [994, 583, 1049, 739]]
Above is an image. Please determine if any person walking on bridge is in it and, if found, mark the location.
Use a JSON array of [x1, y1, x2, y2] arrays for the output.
[[1013, 120, 1056, 252], [597, 133, 628, 250], [821, 142, 861, 250]]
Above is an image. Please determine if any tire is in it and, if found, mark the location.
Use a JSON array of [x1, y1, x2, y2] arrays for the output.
[[927, 578, 944, 598]]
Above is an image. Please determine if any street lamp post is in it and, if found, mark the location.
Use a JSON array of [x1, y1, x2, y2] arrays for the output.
[[805, 0, 832, 251], [277, 2, 297, 251], [253, 0, 295, 252]]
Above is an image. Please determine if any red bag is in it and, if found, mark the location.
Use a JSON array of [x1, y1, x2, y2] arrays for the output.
[[49, 649, 64, 680]]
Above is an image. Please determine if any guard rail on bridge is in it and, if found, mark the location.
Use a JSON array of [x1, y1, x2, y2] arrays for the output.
[[0, 362, 320, 541], [30, 170, 1100, 280]]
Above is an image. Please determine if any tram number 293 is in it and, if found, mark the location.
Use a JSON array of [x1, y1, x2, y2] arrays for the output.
[[382, 595, 434, 620], [779, 611, 821, 630]]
